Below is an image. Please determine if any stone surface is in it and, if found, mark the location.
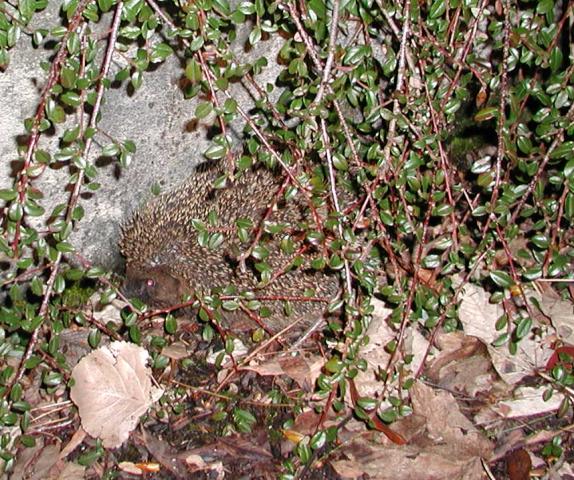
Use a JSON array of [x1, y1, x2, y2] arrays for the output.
[[0, 5, 284, 270]]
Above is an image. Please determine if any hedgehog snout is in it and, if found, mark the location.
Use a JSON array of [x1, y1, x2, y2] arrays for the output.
[[123, 264, 187, 308]]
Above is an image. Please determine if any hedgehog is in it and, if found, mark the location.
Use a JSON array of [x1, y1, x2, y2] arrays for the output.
[[119, 161, 340, 336]]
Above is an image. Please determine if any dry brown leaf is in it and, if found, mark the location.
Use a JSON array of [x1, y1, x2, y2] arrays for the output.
[[487, 337, 553, 385], [329, 459, 367, 479], [426, 332, 495, 396], [506, 448, 532, 480], [458, 283, 555, 385], [458, 283, 502, 343], [410, 381, 493, 458], [142, 429, 188, 479], [11, 440, 60, 480], [538, 290, 574, 344], [161, 341, 189, 360], [50, 461, 86, 480], [344, 442, 486, 480], [242, 355, 323, 391], [486, 386, 564, 419], [354, 298, 428, 398], [333, 382, 493, 479], [70, 341, 163, 449]]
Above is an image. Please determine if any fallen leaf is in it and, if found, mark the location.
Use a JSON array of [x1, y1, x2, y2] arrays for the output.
[[426, 332, 495, 396], [488, 386, 564, 419], [344, 442, 487, 480], [538, 291, 574, 344], [141, 429, 188, 479], [410, 381, 493, 458], [242, 354, 323, 391], [458, 283, 502, 343], [50, 461, 86, 480], [487, 337, 553, 385], [70, 341, 163, 448], [354, 299, 428, 398], [11, 440, 60, 480], [506, 448, 531, 480], [161, 341, 189, 360]]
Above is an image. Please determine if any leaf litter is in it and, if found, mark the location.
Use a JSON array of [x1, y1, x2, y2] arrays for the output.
[[11, 282, 574, 479]]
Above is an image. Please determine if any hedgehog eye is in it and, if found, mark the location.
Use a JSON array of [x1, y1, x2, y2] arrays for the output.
[[145, 278, 155, 288]]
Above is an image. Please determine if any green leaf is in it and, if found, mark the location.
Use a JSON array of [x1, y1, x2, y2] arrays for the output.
[[213, 0, 231, 16], [66, 31, 80, 54], [165, 315, 177, 334], [150, 42, 173, 63], [249, 26, 261, 45], [0, 189, 17, 201], [474, 106, 498, 122], [238, 1, 255, 14], [549, 47, 563, 73], [343, 45, 370, 65], [296, 441, 312, 464], [60, 67, 77, 89], [204, 144, 227, 160], [515, 317, 532, 340], [102, 143, 120, 157], [429, 0, 446, 19], [195, 102, 213, 119], [432, 204, 452, 216], [531, 234, 549, 249], [185, 59, 202, 83], [332, 153, 348, 171], [120, 26, 140, 39], [550, 141, 573, 159], [98, 0, 114, 12], [324, 356, 343, 373], [565, 193, 574, 220], [62, 125, 80, 142], [517, 136, 532, 154], [310, 431, 326, 450], [489, 270, 513, 288]]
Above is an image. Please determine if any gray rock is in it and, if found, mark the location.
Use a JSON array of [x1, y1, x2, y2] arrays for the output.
[[0, 4, 285, 271]]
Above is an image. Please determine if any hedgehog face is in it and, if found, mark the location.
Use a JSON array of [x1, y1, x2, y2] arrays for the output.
[[123, 264, 189, 308]]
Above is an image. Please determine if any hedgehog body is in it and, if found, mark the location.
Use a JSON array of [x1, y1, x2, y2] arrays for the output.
[[120, 162, 339, 335]]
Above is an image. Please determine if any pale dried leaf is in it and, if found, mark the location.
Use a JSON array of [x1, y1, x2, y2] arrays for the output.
[[426, 333, 495, 396], [538, 291, 574, 344], [185, 454, 207, 468], [58, 428, 87, 460], [70, 341, 164, 449], [354, 298, 428, 398], [89, 293, 124, 327], [11, 441, 60, 480], [487, 336, 554, 385], [243, 355, 323, 391], [458, 283, 502, 343], [118, 462, 144, 475], [51, 462, 86, 480], [161, 341, 189, 360], [207, 338, 248, 365], [329, 459, 366, 479], [459, 284, 555, 385], [489, 386, 564, 419], [410, 381, 493, 458], [345, 443, 486, 480]]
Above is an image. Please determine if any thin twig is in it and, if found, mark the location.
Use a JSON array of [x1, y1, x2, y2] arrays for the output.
[[314, 0, 341, 105], [380, 0, 410, 174], [7, 1, 123, 395]]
